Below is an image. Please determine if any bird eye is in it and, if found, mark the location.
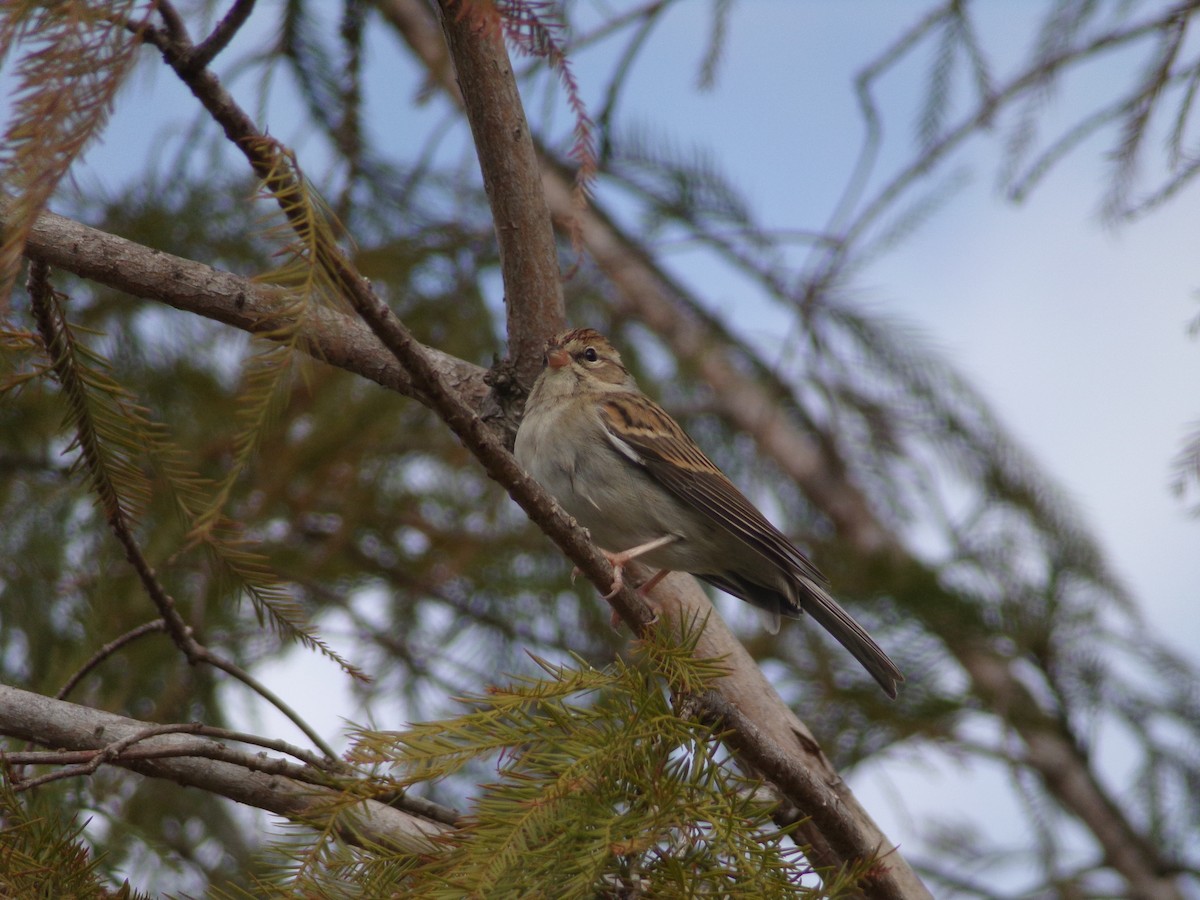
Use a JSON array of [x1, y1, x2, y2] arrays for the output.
[[583, 347, 599, 362]]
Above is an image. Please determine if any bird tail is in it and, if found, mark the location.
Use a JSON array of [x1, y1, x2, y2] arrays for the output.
[[794, 576, 904, 699], [700, 572, 904, 699]]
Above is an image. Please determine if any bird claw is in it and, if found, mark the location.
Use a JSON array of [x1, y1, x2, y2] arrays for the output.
[[601, 562, 626, 600], [610, 605, 659, 630]]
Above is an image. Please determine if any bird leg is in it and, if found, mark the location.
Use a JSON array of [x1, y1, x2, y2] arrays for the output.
[[608, 566, 673, 629], [599, 534, 680, 600], [636, 567, 671, 595]]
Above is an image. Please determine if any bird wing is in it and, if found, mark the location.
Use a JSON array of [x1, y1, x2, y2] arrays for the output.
[[598, 393, 904, 698], [596, 394, 828, 588]]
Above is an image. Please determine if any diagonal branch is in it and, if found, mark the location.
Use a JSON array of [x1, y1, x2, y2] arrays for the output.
[[4, 194, 489, 410], [56, 619, 167, 701], [188, 0, 258, 71]]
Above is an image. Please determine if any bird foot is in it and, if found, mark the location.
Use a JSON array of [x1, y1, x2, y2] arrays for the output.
[[610, 606, 659, 630], [601, 556, 628, 600]]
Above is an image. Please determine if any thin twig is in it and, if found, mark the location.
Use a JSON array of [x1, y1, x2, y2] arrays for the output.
[[195, 649, 338, 759], [10, 722, 206, 791], [186, 723, 339, 772], [189, 0, 258, 71], [56, 619, 168, 700], [4, 725, 342, 793], [27, 262, 338, 763], [5, 719, 333, 775], [6, 739, 316, 786]]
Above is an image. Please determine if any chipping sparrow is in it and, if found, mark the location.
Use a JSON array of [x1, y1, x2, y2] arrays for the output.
[[514, 328, 904, 698]]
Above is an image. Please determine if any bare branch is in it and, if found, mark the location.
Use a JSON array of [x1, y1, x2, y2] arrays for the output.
[[11, 722, 211, 791], [191, 647, 339, 760], [189, 0, 258, 71], [154, 0, 191, 44], [8, 718, 343, 781], [0, 684, 452, 854], [436, 0, 566, 377], [4, 195, 490, 411], [56, 619, 167, 700]]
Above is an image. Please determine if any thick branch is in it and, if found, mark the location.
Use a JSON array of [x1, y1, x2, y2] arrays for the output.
[[0, 684, 450, 854], [436, 0, 565, 380], [4, 195, 489, 411]]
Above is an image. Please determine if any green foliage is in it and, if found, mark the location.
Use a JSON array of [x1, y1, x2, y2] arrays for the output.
[[0, 785, 149, 899], [260, 638, 848, 898]]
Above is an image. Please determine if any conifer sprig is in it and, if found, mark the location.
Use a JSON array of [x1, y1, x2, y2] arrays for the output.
[[0, 0, 147, 310], [336, 635, 855, 897]]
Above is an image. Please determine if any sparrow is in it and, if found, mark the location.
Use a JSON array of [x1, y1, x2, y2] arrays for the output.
[[514, 328, 904, 698]]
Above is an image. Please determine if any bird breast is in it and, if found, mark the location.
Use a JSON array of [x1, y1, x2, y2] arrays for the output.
[[515, 396, 707, 570]]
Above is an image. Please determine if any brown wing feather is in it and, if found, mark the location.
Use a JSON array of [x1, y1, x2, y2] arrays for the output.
[[597, 395, 827, 587], [598, 393, 905, 698]]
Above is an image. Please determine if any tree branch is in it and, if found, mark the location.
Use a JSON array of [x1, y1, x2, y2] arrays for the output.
[[56, 619, 167, 701], [435, 0, 566, 382], [0, 683, 452, 854], [189, 0, 258, 71], [3, 194, 490, 411]]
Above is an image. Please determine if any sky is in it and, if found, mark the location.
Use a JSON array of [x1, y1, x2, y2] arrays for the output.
[[11, 1, 1199, 893]]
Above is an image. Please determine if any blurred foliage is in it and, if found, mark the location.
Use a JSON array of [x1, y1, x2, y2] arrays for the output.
[[0, 784, 150, 900]]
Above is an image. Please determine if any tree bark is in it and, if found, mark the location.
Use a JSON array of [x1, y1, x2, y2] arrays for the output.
[[436, 0, 566, 383], [0, 684, 449, 855]]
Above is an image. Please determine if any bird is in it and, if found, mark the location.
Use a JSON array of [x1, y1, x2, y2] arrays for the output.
[[513, 327, 904, 699]]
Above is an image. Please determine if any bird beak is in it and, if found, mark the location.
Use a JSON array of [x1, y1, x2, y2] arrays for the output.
[[547, 348, 570, 369]]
